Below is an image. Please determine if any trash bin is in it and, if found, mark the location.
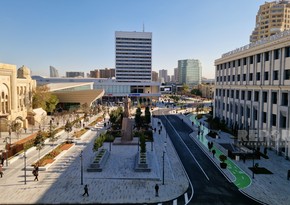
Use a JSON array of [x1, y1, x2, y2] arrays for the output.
[[235, 155, 240, 161]]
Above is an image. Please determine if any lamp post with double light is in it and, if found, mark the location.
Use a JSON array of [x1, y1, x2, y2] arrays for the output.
[[80, 150, 83, 185], [162, 140, 167, 185]]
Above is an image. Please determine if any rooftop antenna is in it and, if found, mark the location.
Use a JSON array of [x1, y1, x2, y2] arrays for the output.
[[143, 23, 145, 32]]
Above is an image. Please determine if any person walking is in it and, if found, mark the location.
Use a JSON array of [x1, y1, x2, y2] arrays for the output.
[[33, 166, 39, 181], [155, 184, 159, 197], [0, 164, 3, 178], [82, 184, 89, 196]]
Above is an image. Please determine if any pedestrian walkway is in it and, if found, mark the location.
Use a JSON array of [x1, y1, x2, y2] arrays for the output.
[[0, 114, 189, 204], [180, 112, 290, 205]]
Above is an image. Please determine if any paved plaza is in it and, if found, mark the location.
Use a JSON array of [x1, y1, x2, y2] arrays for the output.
[[0, 116, 188, 204]]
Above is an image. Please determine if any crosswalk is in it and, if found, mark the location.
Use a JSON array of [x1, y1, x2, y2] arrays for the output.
[[155, 192, 189, 205]]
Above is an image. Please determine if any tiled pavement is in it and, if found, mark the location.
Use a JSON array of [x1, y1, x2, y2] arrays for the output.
[[0, 115, 188, 204]]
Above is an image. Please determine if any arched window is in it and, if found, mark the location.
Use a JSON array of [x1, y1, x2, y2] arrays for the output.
[[0, 84, 9, 114]]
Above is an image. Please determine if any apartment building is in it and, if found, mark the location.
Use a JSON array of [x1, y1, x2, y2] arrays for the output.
[[115, 31, 152, 82], [250, 0, 290, 42], [215, 30, 290, 158]]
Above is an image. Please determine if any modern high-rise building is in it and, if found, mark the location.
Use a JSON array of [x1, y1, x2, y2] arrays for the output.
[[66, 72, 85, 78], [178, 59, 202, 85], [49, 66, 59, 77], [115, 31, 152, 82], [215, 30, 290, 158], [151, 71, 158, 82], [159, 69, 168, 83], [173, 68, 179, 83], [250, 0, 290, 43]]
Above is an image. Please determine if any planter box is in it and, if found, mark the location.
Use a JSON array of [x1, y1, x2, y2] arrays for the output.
[[134, 152, 151, 172], [87, 148, 110, 172]]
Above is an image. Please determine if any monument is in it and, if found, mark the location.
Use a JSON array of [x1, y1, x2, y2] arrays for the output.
[[121, 96, 134, 142]]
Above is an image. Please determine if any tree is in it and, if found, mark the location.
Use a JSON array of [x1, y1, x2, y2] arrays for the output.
[[139, 134, 146, 153], [64, 120, 73, 141], [32, 85, 59, 113], [191, 89, 202, 96], [182, 83, 190, 95], [144, 106, 151, 124], [34, 131, 45, 161], [135, 107, 142, 129]]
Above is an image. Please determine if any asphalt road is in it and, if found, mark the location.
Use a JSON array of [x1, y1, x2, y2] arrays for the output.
[[159, 114, 262, 205]]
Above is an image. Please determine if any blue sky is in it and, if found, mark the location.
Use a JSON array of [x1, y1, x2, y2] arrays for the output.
[[0, 0, 265, 78]]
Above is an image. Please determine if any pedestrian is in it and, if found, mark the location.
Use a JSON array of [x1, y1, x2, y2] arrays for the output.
[[1, 155, 4, 166], [0, 164, 3, 178], [212, 149, 216, 158], [33, 166, 39, 181], [83, 184, 89, 196], [155, 184, 159, 197]]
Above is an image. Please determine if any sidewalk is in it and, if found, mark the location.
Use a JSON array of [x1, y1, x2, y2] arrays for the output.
[[0, 113, 188, 204], [180, 112, 290, 205]]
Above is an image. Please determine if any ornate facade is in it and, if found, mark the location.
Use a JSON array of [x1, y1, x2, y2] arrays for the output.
[[0, 63, 36, 130]]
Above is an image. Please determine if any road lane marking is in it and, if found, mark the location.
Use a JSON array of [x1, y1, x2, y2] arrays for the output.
[[166, 116, 210, 181]]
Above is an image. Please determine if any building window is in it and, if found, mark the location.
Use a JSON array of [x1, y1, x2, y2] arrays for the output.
[[231, 90, 234, 98], [281, 93, 288, 106], [241, 91, 245, 100], [238, 59, 241, 66], [263, 112, 267, 123], [257, 53, 261, 63], [250, 56, 254, 64], [232, 75, 235, 81], [254, 109, 258, 120], [272, 114, 276, 126], [249, 73, 253, 81], [272, 92, 277, 104], [236, 90, 240, 99], [228, 76, 230, 81], [274, 49, 280, 60], [241, 107, 244, 116], [265, 51, 270, 61], [237, 74, 240, 81], [264, 72, 269, 80], [280, 115, 287, 128], [256, 72, 261, 81], [233, 60, 235, 67], [248, 91, 252, 100], [273, 70, 279, 80], [227, 90, 230, 97], [243, 57, 247, 65], [284, 69, 290, 80], [263, 92, 268, 103], [285, 46, 290, 57], [254, 91, 259, 101], [243, 74, 246, 81]]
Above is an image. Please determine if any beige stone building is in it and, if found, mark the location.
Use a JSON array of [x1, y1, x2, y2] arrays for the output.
[[215, 30, 290, 158], [198, 83, 214, 99], [0, 63, 36, 131], [250, 0, 290, 42]]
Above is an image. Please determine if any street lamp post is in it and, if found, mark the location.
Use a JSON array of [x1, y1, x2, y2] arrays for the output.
[[252, 148, 255, 179], [80, 150, 83, 185], [24, 150, 27, 184], [162, 141, 167, 185]]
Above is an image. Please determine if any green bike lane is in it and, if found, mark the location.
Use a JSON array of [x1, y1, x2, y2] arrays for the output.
[[189, 115, 251, 190]]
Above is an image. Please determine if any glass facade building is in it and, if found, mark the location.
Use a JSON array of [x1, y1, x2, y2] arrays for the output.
[[178, 59, 202, 85]]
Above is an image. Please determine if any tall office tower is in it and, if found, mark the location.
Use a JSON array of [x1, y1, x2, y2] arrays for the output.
[[178, 59, 202, 85], [159, 69, 168, 83], [66, 71, 85, 78], [250, 0, 290, 43], [100, 68, 115, 78], [152, 71, 158, 82], [115, 31, 152, 82], [50, 66, 59, 77], [173, 67, 179, 83]]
